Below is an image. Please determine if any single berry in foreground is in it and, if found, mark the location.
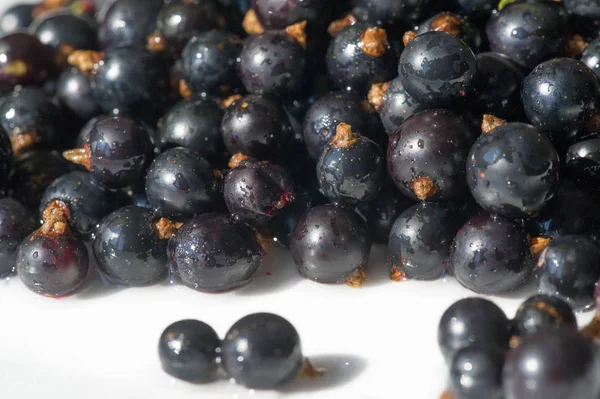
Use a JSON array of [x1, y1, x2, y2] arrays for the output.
[[159, 319, 221, 383], [17, 200, 89, 297], [221, 313, 306, 389]]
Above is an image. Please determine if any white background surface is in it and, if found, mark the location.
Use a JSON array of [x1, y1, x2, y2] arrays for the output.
[[0, 2, 595, 399]]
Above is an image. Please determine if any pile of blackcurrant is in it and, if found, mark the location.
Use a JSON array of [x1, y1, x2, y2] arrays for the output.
[[2, 0, 600, 394]]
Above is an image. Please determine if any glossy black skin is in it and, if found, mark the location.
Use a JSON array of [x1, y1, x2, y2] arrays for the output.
[[156, 0, 222, 56], [93, 206, 167, 286], [563, 0, 600, 40], [262, 195, 310, 248], [221, 94, 293, 159], [98, 0, 163, 49], [84, 117, 154, 189], [0, 4, 34, 36], [239, 31, 306, 97], [181, 31, 242, 94], [168, 213, 264, 292], [415, 12, 482, 50], [451, 215, 533, 294], [224, 158, 297, 226], [11, 150, 71, 209], [455, 0, 496, 18], [0, 32, 52, 87], [536, 235, 600, 310], [485, 2, 568, 70], [57, 67, 101, 122], [326, 24, 397, 94], [450, 346, 505, 399], [513, 295, 577, 338], [91, 46, 169, 125], [159, 319, 220, 382], [0, 87, 60, 154], [145, 147, 219, 220], [353, 0, 433, 27], [17, 232, 89, 297], [317, 134, 384, 206], [75, 115, 108, 148], [356, 183, 414, 244], [469, 52, 526, 121], [290, 204, 371, 283], [303, 91, 385, 160], [0, 198, 37, 277], [40, 171, 122, 240], [566, 134, 600, 186], [387, 109, 475, 202], [526, 181, 600, 242], [581, 39, 600, 79], [252, 0, 324, 29], [0, 123, 12, 189], [156, 97, 224, 163], [504, 329, 600, 399], [388, 202, 457, 280], [398, 32, 477, 107], [222, 313, 302, 388], [376, 77, 426, 136], [466, 123, 560, 219], [31, 12, 98, 57], [522, 58, 600, 136], [438, 298, 511, 363]]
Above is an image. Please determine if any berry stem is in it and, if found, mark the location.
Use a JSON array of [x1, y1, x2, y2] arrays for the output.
[[346, 267, 366, 288], [242, 9, 265, 36], [36, 200, 72, 238], [389, 264, 408, 282], [360, 27, 388, 57], [410, 176, 437, 201], [229, 153, 249, 169], [146, 31, 167, 53], [481, 114, 506, 134], [331, 123, 359, 149], [153, 218, 183, 240], [219, 94, 242, 109], [68, 50, 103, 75], [10, 131, 39, 156], [431, 14, 462, 37], [402, 31, 417, 46], [368, 81, 391, 111], [285, 21, 307, 49], [529, 236, 551, 258], [327, 13, 357, 37], [179, 79, 193, 99], [63, 145, 92, 170]]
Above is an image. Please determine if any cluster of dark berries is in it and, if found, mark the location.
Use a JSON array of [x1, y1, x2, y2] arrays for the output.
[[159, 313, 319, 389], [1, 0, 600, 394], [438, 295, 600, 399]]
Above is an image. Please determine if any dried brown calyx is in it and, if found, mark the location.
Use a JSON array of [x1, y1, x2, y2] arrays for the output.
[[327, 13, 357, 37], [368, 81, 391, 111], [285, 20, 307, 49], [587, 112, 600, 133], [179, 79, 193, 99], [481, 114, 506, 134], [229, 153, 249, 169], [33, 0, 68, 18], [346, 267, 366, 288], [509, 335, 522, 349], [35, 200, 72, 239], [63, 144, 92, 170], [331, 122, 359, 148], [389, 263, 407, 282], [529, 236, 551, 258], [146, 31, 167, 53], [242, 9, 265, 36], [402, 31, 418, 47], [360, 27, 388, 57], [68, 50, 103, 75], [300, 358, 324, 377], [255, 232, 271, 254], [219, 94, 243, 109], [56, 44, 76, 67], [439, 390, 456, 399], [2, 60, 28, 77], [410, 176, 437, 201], [152, 218, 183, 240], [581, 312, 600, 340], [564, 34, 589, 58], [10, 132, 40, 157], [431, 14, 462, 37]]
